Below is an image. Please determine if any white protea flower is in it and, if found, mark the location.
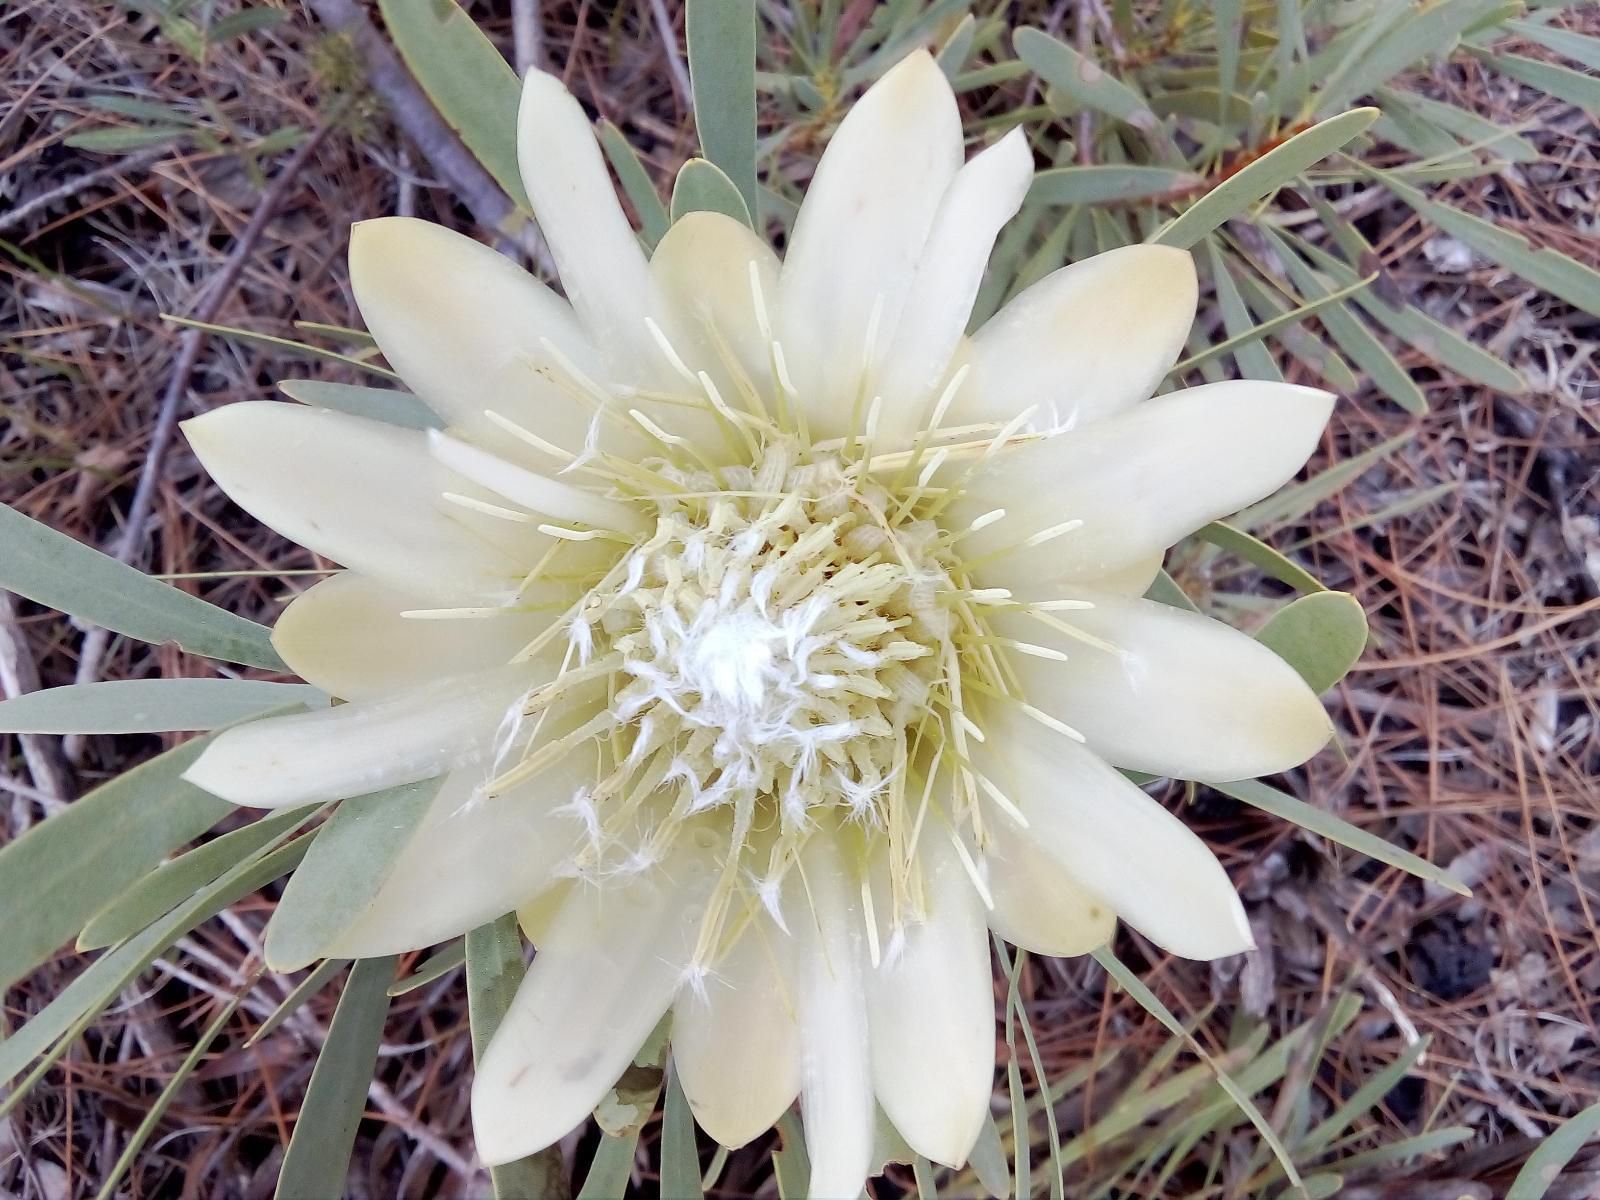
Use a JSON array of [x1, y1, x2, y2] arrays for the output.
[[180, 51, 1335, 1195]]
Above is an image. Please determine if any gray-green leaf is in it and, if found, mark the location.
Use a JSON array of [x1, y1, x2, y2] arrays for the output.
[[0, 679, 322, 734]]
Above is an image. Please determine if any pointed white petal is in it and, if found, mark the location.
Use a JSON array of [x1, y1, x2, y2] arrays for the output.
[[865, 834, 993, 1167], [518, 70, 656, 377], [778, 51, 962, 436], [183, 403, 544, 603], [994, 593, 1333, 781], [672, 916, 800, 1149], [950, 381, 1335, 588], [323, 749, 589, 958], [982, 812, 1116, 957], [796, 833, 875, 1200], [951, 244, 1199, 432], [181, 665, 538, 808], [273, 573, 548, 702], [472, 834, 721, 1165], [875, 129, 1034, 449], [975, 707, 1253, 960], [348, 217, 607, 459], [426, 430, 646, 532], [648, 210, 782, 403]]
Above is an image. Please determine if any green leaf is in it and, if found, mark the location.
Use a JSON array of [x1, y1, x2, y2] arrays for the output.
[[1028, 165, 1200, 206], [0, 735, 230, 993], [1217, 777, 1470, 896], [164, 315, 400, 379], [597, 121, 671, 249], [1481, 49, 1600, 113], [935, 13, 978, 77], [87, 95, 198, 124], [277, 379, 441, 429], [968, 1113, 1010, 1199], [662, 1069, 706, 1200], [1235, 430, 1412, 531], [208, 6, 285, 40], [389, 937, 466, 995], [670, 157, 755, 227], [1506, 17, 1600, 71], [1149, 108, 1378, 249], [92, 990, 246, 1200], [1317, 0, 1506, 113], [264, 778, 441, 971], [466, 915, 568, 1198], [1254, 226, 1427, 413], [275, 955, 396, 1200], [65, 126, 188, 152], [78, 803, 316, 950], [1092, 947, 1305, 1193], [1507, 1100, 1600, 1200], [0, 835, 310, 1097], [577, 1129, 645, 1200], [771, 1111, 811, 1200], [248, 958, 348, 1047], [377, 0, 528, 210], [1195, 521, 1327, 593], [0, 502, 285, 670], [1301, 1035, 1430, 1155], [0, 679, 321, 734], [1145, 568, 1201, 613], [1374, 86, 1538, 163], [1256, 591, 1368, 693], [1015, 28, 1163, 133], [1372, 168, 1600, 317], [687, 0, 758, 220]]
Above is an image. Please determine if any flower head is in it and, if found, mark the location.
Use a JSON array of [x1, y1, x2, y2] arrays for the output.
[[180, 51, 1334, 1194]]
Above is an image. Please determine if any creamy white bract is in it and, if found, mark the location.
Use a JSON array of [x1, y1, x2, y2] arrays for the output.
[[180, 51, 1336, 1195]]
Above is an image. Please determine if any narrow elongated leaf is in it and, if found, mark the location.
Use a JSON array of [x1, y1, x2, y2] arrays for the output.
[[1256, 591, 1368, 693], [0, 836, 309, 1096], [598, 120, 671, 248], [390, 937, 466, 995], [377, 0, 527, 209], [1506, 18, 1600, 70], [669, 157, 754, 227], [275, 955, 396, 1200], [79, 803, 316, 950], [1232, 264, 1361, 393], [0, 736, 231, 993], [687, 0, 758, 219], [1028, 164, 1199, 205], [1301, 1036, 1431, 1155], [1015, 28, 1162, 132], [662, 1069, 705, 1200], [264, 778, 442, 971], [1150, 109, 1378, 249], [66, 127, 188, 152], [1374, 169, 1600, 316], [1375, 86, 1538, 163], [0, 679, 321, 734], [248, 959, 348, 1047], [277, 379, 441, 429], [1318, 0, 1505, 112], [93, 991, 245, 1200], [1483, 49, 1600, 111], [1236, 430, 1412, 530], [771, 1110, 812, 1200], [1217, 777, 1469, 895], [578, 1129, 645, 1200], [1507, 1100, 1600, 1200], [165, 315, 400, 379], [466, 914, 568, 1198], [0, 503, 283, 670], [1196, 521, 1327, 594], [935, 13, 978, 77]]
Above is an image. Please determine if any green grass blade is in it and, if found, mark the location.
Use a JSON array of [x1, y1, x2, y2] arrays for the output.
[[264, 777, 441, 972], [772, 1110, 811, 1199], [1199, 243, 1283, 382], [0, 503, 284, 670], [1234, 430, 1411, 531], [0, 735, 231, 992], [579, 1130, 646, 1199], [1150, 109, 1378, 249], [377, 0, 527, 209], [1507, 1100, 1600, 1200], [466, 914, 568, 1198], [389, 937, 466, 996], [1317, 0, 1505, 113], [0, 679, 321, 734], [1300, 1035, 1430, 1155], [275, 955, 397, 1200], [1483, 49, 1600, 112], [1255, 591, 1368, 694], [1217, 778, 1469, 896], [1506, 17, 1600, 69], [247, 959, 348, 1047], [687, 0, 757, 219]]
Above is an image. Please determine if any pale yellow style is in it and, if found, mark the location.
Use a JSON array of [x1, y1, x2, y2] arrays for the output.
[[181, 51, 1334, 1197]]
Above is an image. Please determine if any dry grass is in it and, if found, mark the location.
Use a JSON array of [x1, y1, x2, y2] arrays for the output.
[[2, 2, 1597, 1197]]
